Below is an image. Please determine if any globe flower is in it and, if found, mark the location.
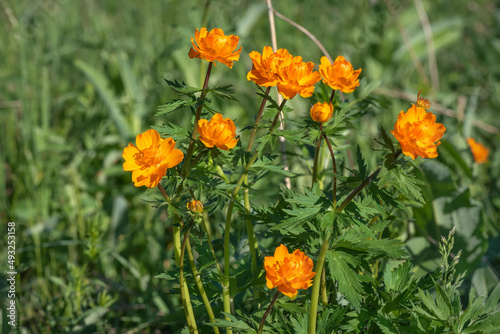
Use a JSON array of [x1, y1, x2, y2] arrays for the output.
[[188, 27, 242, 68], [391, 104, 446, 159], [264, 244, 316, 299], [122, 129, 184, 188], [187, 200, 204, 213], [319, 56, 361, 93], [310, 102, 333, 123], [467, 138, 489, 164], [275, 55, 321, 100], [198, 113, 239, 150], [247, 46, 293, 87]]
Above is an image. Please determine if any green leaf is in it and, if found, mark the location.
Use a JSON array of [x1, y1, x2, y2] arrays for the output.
[[205, 313, 256, 333], [379, 127, 395, 153], [327, 250, 364, 310], [483, 283, 500, 314], [374, 313, 400, 334], [417, 288, 449, 322], [334, 224, 408, 259], [384, 260, 413, 292], [210, 84, 237, 101], [378, 165, 424, 203], [164, 79, 202, 94], [355, 146, 368, 179], [463, 310, 500, 334], [154, 122, 190, 142], [156, 99, 196, 116], [272, 129, 311, 145], [250, 156, 294, 177]]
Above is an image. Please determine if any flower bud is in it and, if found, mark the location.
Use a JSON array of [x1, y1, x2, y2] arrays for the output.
[[310, 102, 333, 123], [187, 200, 203, 213], [416, 91, 431, 110]]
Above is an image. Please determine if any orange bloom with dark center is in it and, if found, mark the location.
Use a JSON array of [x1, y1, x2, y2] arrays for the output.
[[198, 113, 239, 150], [275, 55, 321, 100], [310, 102, 333, 123], [319, 56, 361, 93], [122, 129, 184, 188], [187, 200, 204, 213], [188, 27, 242, 68], [467, 138, 489, 164], [247, 46, 293, 87], [391, 104, 446, 159], [264, 244, 316, 299]]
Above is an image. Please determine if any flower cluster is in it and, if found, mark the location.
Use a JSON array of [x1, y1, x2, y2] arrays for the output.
[[467, 138, 489, 164], [264, 244, 316, 299], [247, 46, 321, 100], [122, 129, 184, 188], [391, 104, 446, 159]]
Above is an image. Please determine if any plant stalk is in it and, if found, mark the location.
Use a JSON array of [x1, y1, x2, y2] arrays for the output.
[[181, 62, 213, 178], [308, 237, 330, 334], [222, 100, 287, 328], [257, 291, 280, 334]]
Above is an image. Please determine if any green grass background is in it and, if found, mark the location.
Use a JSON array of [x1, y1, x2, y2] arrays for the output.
[[1, 0, 499, 332]]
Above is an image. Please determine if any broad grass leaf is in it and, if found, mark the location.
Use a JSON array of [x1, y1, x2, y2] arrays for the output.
[[75, 59, 131, 138]]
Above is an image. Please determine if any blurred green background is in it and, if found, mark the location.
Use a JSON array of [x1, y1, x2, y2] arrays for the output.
[[1, 0, 499, 332]]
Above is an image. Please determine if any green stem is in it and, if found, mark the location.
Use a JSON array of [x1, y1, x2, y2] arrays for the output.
[[174, 224, 198, 334], [321, 124, 337, 209], [201, 212, 222, 275], [337, 167, 380, 212], [159, 184, 198, 333], [311, 131, 322, 186], [246, 86, 272, 152], [243, 87, 272, 295], [244, 176, 258, 281], [320, 267, 328, 305], [185, 236, 221, 334], [257, 291, 280, 334], [329, 90, 336, 104], [308, 237, 330, 334], [222, 100, 287, 328], [181, 62, 213, 178]]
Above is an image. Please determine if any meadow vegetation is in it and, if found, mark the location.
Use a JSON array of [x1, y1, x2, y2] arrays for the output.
[[1, 0, 499, 333]]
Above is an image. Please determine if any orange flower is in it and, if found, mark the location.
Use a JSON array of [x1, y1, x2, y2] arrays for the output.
[[275, 55, 321, 99], [188, 27, 242, 68], [391, 104, 446, 159], [310, 102, 333, 123], [187, 200, 204, 213], [319, 56, 361, 93], [122, 129, 184, 188], [198, 113, 239, 150], [264, 244, 316, 299], [247, 46, 293, 87], [467, 138, 489, 164]]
